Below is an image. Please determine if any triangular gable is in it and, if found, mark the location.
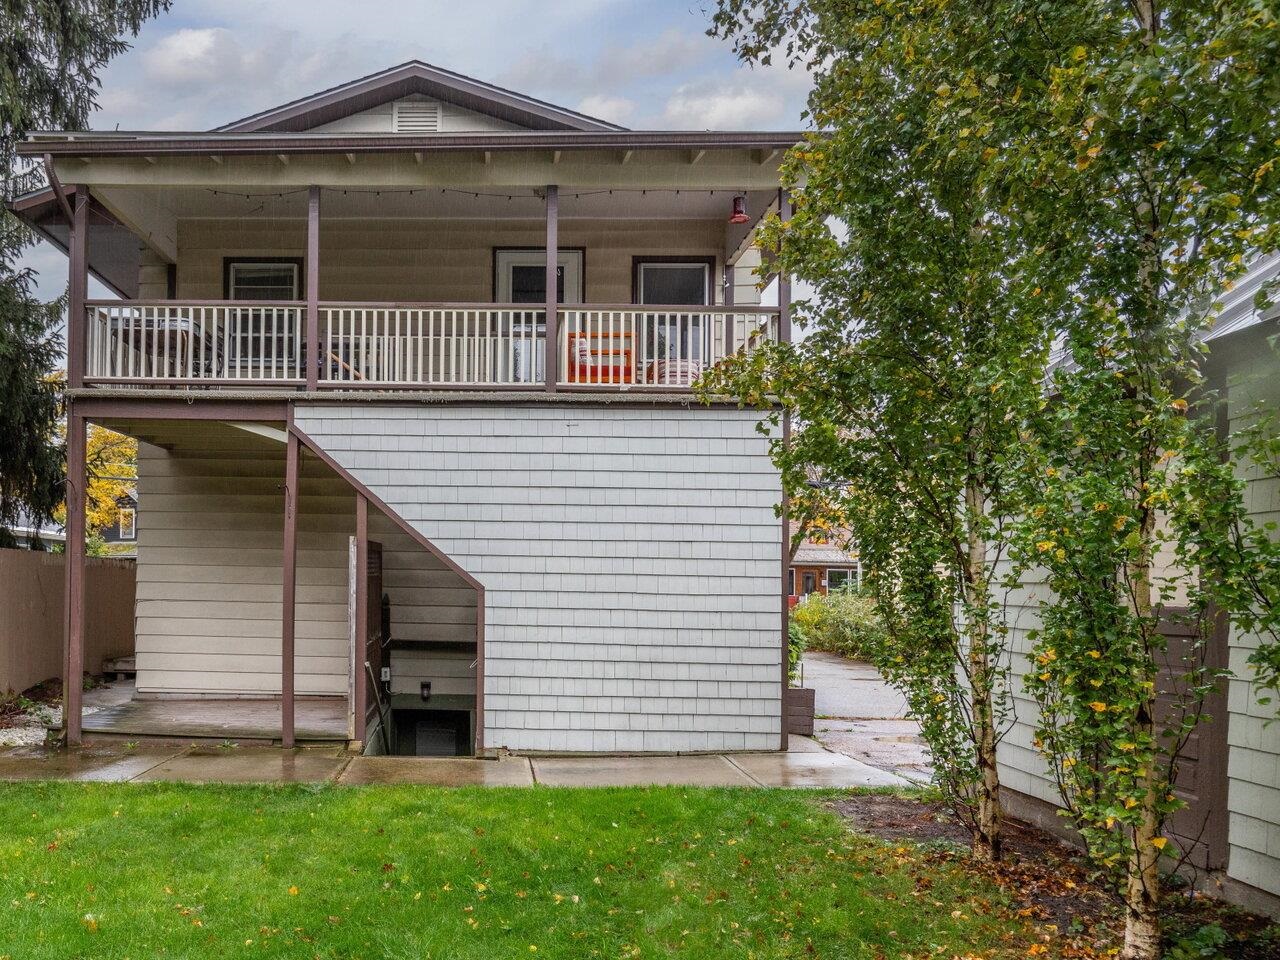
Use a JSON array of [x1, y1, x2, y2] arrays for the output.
[[215, 60, 626, 134]]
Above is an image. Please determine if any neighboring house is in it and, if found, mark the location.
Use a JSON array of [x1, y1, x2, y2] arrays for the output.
[[5, 508, 65, 551], [998, 253, 1280, 917], [788, 523, 860, 601], [99, 488, 137, 556], [11, 61, 798, 757]]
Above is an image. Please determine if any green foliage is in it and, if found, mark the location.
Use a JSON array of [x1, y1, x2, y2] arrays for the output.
[[1, 1, 170, 545], [791, 588, 886, 662], [708, 0, 1055, 860], [787, 620, 806, 685], [1162, 924, 1229, 960]]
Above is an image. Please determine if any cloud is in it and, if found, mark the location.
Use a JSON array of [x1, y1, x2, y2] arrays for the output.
[[660, 79, 786, 129], [500, 28, 716, 97], [577, 95, 635, 125], [142, 28, 272, 88]]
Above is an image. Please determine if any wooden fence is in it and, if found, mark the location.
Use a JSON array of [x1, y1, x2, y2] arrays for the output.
[[0, 549, 135, 695]]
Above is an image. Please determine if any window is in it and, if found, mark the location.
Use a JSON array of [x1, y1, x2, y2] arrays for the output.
[[635, 261, 711, 306], [223, 259, 303, 370], [827, 568, 854, 591], [634, 259, 714, 369], [118, 508, 136, 541], [494, 248, 583, 304], [801, 572, 817, 595], [227, 261, 300, 301]]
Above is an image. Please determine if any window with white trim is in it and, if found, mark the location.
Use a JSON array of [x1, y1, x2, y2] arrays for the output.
[[118, 508, 136, 541], [225, 260, 302, 370]]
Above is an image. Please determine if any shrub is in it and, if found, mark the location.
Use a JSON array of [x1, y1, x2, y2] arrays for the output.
[[791, 588, 887, 661], [787, 621, 807, 685]]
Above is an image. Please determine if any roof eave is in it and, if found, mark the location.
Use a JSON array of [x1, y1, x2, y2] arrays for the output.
[[20, 130, 806, 159]]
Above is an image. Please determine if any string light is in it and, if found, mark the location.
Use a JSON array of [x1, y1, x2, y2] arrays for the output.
[[205, 186, 748, 203]]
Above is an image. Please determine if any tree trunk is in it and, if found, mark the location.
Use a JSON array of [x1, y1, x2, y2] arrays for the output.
[[964, 475, 1003, 863], [1121, 4, 1163, 957]]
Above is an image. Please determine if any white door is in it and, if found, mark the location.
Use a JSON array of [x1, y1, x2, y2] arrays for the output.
[[495, 249, 584, 383]]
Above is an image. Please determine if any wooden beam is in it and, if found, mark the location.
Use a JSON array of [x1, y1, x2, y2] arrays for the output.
[[413, 151, 423, 164], [777, 185, 793, 753], [723, 263, 735, 357], [281, 429, 299, 749], [345, 153, 356, 165], [544, 184, 559, 392], [754, 148, 781, 166], [620, 149, 633, 164], [353, 493, 369, 745], [209, 154, 223, 164], [62, 407, 87, 747], [306, 185, 320, 390], [42, 154, 73, 223], [67, 189, 88, 389], [689, 149, 706, 165], [552, 150, 562, 165], [483, 150, 492, 165], [276, 153, 289, 165]]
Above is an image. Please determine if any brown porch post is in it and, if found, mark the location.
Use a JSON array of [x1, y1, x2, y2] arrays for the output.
[[67, 188, 89, 389], [62, 407, 87, 746], [281, 429, 299, 748], [353, 493, 369, 744], [723, 262, 735, 357], [305, 186, 320, 390], [544, 184, 559, 391], [777, 187, 793, 751]]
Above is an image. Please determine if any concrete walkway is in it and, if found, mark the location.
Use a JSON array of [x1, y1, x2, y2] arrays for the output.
[[0, 738, 907, 788], [800, 652, 934, 784]]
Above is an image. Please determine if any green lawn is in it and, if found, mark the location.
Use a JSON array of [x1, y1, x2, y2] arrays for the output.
[[0, 783, 1036, 959]]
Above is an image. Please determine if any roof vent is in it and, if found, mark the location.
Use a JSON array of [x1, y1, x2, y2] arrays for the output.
[[393, 99, 441, 133]]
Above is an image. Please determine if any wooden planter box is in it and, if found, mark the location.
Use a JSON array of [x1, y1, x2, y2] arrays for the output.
[[785, 687, 816, 737]]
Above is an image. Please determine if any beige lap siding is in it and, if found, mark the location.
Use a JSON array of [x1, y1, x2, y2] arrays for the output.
[[174, 218, 723, 304], [294, 404, 783, 753], [133, 438, 475, 698]]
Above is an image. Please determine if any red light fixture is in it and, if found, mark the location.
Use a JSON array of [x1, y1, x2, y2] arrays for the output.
[[728, 195, 750, 224]]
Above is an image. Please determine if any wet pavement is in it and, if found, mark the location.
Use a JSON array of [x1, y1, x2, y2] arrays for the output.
[[0, 737, 907, 788], [799, 653, 934, 784]]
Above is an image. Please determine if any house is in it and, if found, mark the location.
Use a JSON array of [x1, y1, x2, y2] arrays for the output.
[[98, 488, 137, 557], [788, 523, 860, 601], [997, 253, 1280, 917], [11, 61, 799, 756], [4, 508, 66, 551]]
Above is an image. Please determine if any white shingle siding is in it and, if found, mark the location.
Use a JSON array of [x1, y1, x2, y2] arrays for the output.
[[295, 403, 783, 753]]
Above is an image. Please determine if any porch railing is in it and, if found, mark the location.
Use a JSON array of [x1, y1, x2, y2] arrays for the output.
[[83, 300, 780, 390], [85, 301, 306, 384]]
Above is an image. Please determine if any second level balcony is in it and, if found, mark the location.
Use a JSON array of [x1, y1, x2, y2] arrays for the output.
[[82, 299, 780, 391]]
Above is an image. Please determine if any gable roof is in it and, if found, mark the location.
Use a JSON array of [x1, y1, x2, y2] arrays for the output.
[[215, 60, 627, 134]]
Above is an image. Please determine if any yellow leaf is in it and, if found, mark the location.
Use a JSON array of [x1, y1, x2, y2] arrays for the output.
[[288, 886, 299, 896], [1152, 837, 1168, 850], [1089, 701, 1108, 713]]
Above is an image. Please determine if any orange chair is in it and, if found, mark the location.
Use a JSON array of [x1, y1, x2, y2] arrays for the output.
[[567, 331, 634, 384]]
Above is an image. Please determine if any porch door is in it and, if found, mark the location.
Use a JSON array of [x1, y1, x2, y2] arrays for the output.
[[347, 537, 385, 741], [494, 248, 584, 383]]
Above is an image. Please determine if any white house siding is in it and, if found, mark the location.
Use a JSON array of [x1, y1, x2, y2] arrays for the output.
[[132, 427, 476, 698], [992, 348, 1280, 909], [1224, 350, 1280, 903], [309, 96, 522, 134], [293, 403, 783, 754]]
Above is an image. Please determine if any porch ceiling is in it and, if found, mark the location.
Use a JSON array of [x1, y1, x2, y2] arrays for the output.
[[94, 183, 777, 222]]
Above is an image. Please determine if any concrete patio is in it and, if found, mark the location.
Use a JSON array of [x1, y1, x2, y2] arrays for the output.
[[0, 737, 907, 788]]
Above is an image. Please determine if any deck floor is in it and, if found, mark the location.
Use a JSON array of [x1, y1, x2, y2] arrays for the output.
[[79, 694, 349, 743]]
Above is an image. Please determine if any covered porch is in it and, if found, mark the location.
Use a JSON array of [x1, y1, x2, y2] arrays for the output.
[[61, 403, 483, 754]]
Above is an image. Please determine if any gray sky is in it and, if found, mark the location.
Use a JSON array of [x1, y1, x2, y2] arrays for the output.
[[22, 0, 812, 302]]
